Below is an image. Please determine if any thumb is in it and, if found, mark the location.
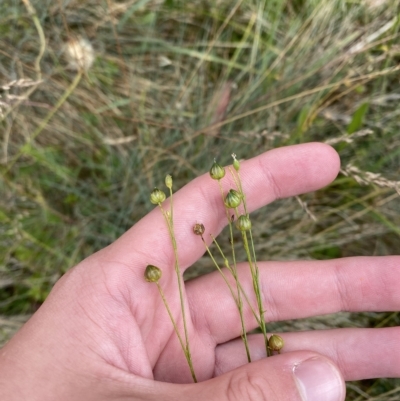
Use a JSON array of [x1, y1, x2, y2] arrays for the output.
[[193, 351, 345, 401]]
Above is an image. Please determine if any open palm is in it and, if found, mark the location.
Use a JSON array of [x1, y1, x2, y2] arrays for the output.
[[2, 143, 399, 401]]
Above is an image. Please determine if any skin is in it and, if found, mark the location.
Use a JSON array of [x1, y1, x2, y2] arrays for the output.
[[0, 143, 399, 400]]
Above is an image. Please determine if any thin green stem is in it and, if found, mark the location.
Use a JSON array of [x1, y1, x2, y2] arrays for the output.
[[2, 0, 46, 122], [5, 71, 83, 174], [22, 0, 45, 81], [241, 230, 270, 356], [201, 235, 251, 363], [166, 189, 189, 350], [234, 169, 261, 282], [211, 234, 260, 326], [217, 179, 239, 276], [209, 234, 233, 275], [228, 167, 241, 194], [216, 179, 251, 362], [156, 282, 197, 383], [155, 282, 186, 353], [159, 200, 197, 382], [201, 237, 237, 303], [231, 165, 271, 356]]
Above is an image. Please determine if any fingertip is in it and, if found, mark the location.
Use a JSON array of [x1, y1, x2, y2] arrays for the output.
[[309, 142, 341, 183], [243, 142, 341, 205], [293, 354, 346, 401], [291, 142, 341, 190], [196, 351, 345, 401]]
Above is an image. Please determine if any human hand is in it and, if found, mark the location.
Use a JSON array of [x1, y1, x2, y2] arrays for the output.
[[0, 143, 399, 401]]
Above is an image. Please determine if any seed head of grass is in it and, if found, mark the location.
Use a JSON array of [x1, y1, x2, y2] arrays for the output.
[[64, 37, 94, 71]]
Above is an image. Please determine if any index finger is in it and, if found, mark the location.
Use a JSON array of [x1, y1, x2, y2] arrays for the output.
[[107, 143, 340, 273]]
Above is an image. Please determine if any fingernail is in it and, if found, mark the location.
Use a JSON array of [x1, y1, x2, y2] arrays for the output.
[[293, 357, 345, 401]]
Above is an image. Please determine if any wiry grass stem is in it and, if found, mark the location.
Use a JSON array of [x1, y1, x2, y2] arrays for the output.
[[5, 71, 83, 174]]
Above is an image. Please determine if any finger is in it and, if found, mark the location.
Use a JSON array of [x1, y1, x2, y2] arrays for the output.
[[105, 143, 340, 273], [128, 351, 345, 401], [186, 256, 400, 344], [215, 327, 400, 381], [190, 351, 344, 401]]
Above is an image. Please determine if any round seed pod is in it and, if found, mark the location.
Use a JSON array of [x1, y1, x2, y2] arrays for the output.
[[232, 154, 240, 171], [144, 265, 162, 282], [193, 223, 205, 236], [236, 215, 252, 231], [269, 334, 284, 352], [150, 188, 166, 205], [165, 174, 173, 189], [210, 161, 226, 180], [224, 189, 242, 209]]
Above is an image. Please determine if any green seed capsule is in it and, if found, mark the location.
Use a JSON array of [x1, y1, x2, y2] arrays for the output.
[[269, 334, 284, 353], [144, 265, 162, 282], [165, 174, 173, 189], [210, 161, 226, 180], [150, 188, 166, 205], [224, 189, 242, 209], [232, 154, 240, 171], [236, 215, 252, 231]]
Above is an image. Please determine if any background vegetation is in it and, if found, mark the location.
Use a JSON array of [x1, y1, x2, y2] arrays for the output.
[[1, 0, 400, 398]]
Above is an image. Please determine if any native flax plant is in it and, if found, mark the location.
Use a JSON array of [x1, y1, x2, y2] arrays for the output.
[[144, 163, 284, 380], [229, 154, 271, 357], [146, 177, 197, 383], [208, 156, 278, 358], [192, 221, 251, 363], [207, 162, 252, 361]]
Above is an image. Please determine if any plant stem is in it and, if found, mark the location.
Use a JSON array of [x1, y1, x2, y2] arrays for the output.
[[156, 282, 197, 382], [155, 282, 186, 355], [232, 168, 271, 357], [210, 235, 260, 326], [2, 0, 46, 123], [241, 230, 270, 356], [5, 71, 83, 174], [217, 180, 251, 362], [159, 197, 197, 382], [201, 234, 251, 363]]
